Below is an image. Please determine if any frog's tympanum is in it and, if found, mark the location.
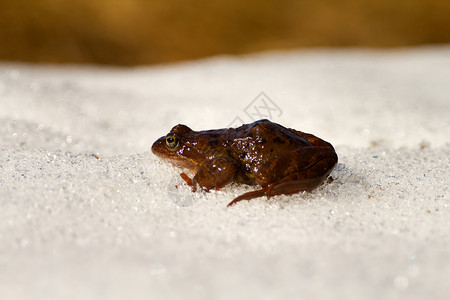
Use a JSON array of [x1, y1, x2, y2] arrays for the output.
[[152, 119, 338, 206]]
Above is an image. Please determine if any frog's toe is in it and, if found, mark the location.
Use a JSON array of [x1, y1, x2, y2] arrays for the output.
[[180, 172, 198, 192], [227, 188, 268, 207]]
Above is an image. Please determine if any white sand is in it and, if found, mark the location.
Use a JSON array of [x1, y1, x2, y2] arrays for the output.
[[0, 46, 449, 299]]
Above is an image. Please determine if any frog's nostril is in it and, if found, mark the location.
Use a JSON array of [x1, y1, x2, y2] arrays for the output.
[[151, 137, 164, 154]]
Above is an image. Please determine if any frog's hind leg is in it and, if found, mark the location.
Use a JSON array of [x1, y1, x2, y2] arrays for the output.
[[227, 172, 331, 207], [265, 173, 328, 197], [261, 152, 337, 199], [227, 175, 320, 207], [227, 147, 337, 207]]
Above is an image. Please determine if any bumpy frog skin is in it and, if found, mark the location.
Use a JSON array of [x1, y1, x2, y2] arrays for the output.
[[152, 119, 338, 206]]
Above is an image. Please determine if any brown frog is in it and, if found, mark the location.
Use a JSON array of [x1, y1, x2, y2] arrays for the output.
[[152, 119, 338, 206]]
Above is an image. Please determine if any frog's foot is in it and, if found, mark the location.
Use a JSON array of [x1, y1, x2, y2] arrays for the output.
[[227, 187, 269, 207], [180, 172, 196, 192]]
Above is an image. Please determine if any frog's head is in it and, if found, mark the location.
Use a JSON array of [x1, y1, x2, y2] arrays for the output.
[[152, 124, 206, 172]]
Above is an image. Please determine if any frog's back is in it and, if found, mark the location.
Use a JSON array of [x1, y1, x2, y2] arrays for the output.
[[224, 120, 315, 182], [191, 119, 311, 146], [230, 119, 313, 149]]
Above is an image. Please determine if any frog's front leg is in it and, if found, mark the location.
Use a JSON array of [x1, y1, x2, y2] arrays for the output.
[[181, 158, 238, 192], [227, 147, 337, 206]]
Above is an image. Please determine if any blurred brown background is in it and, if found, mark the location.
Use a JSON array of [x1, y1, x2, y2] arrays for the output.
[[0, 0, 449, 66]]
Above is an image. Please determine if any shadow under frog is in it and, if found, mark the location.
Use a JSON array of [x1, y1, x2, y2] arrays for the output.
[[152, 119, 338, 207]]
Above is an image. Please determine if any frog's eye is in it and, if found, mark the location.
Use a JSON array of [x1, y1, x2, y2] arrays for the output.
[[165, 135, 181, 151]]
